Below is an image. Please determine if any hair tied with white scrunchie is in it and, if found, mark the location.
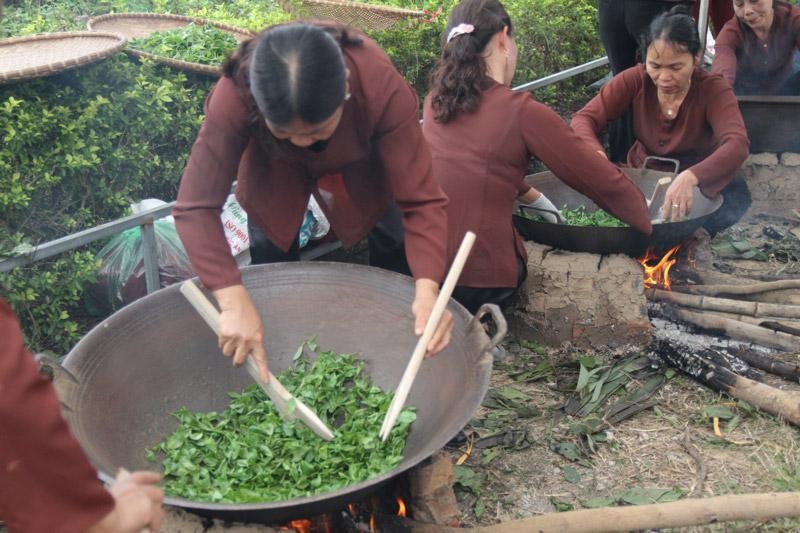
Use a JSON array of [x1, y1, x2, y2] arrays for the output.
[[446, 23, 475, 44]]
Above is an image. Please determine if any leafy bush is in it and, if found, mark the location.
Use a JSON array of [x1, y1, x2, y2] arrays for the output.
[[0, 56, 212, 352]]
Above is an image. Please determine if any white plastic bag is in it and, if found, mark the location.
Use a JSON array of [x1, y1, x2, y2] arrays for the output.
[[221, 194, 250, 256]]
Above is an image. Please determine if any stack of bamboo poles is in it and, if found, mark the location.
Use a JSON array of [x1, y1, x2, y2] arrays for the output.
[[646, 277, 800, 427], [647, 279, 800, 352]]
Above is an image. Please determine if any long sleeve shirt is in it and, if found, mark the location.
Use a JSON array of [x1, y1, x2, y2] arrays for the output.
[[422, 80, 652, 289], [712, 2, 800, 95], [0, 299, 113, 533], [571, 65, 749, 198], [174, 23, 448, 290]]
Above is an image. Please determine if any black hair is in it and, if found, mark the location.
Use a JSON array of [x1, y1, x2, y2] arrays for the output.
[[429, 0, 512, 124], [640, 5, 702, 58], [223, 23, 360, 126]]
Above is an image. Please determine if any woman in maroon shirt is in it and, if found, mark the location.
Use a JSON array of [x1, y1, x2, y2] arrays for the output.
[[712, 0, 800, 95], [174, 23, 452, 376], [422, 0, 652, 313], [573, 6, 750, 234], [0, 300, 164, 533]]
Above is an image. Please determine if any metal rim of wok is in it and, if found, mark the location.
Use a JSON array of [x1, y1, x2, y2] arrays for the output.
[[49, 262, 502, 522], [512, 167, 724, 256]]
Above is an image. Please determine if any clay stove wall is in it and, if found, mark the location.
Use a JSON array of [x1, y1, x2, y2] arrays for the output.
[[743, 153, 800, 219], [510, 242, 651, 348]]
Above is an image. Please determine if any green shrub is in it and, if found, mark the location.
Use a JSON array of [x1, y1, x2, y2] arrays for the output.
[[0, 56, 212, 352]]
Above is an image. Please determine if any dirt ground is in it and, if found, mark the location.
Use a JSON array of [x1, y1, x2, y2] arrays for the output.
[[446, 213, 800, 532]]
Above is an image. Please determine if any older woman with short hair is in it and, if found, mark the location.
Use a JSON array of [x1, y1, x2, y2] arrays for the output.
[[712, 0, 800, 94]]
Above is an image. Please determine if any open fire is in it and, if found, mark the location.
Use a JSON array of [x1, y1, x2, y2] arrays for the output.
[[279, 496, 408, 533], [639, 245, 681, 290]]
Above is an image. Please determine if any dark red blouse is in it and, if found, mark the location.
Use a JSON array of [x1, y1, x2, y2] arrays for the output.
[[174, 24, 448, 290], [572, 65, 749, 198], [712, 2, 800, 95], [423, 81, 652, 288], [0, 300, 113, 533]]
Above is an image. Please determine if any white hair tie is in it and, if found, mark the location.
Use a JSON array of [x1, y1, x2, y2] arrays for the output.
[[446, 23, 475, 44]]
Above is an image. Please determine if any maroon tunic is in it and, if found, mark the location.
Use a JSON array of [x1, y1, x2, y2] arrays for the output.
[[712, 2, 800, 95], [571, 65, 750, 198], [422, 81, 652, 289], [0, 299, 113, 533], [174, 24, 448, 291]]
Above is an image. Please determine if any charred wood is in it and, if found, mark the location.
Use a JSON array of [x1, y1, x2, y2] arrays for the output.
[[727, 346, 800, 383], [653, 340, 800, 426], [663, 305, 800, 351]]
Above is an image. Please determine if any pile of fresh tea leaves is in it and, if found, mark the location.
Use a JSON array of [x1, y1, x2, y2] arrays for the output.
[[146, 340, 415, 502], [520, 205, 627, 228], [130, 23, 239, 65]]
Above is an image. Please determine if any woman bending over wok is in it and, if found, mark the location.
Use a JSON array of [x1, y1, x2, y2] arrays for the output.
[[174, 22, 452, 379], [572, 6, 751, 234], [712, 0, 800, 95], [422, 0, 653, 313]]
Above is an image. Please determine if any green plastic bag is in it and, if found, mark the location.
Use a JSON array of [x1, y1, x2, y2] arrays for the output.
[[85, 220, 194, 316]]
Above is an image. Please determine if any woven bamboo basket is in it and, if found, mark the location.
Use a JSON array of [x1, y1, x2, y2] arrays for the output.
[[281, 0, 425, 31], [0, 31, 127, 84], [87, 13, 254, 76]]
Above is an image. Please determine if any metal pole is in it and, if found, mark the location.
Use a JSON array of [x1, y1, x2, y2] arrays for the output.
[[698, 0, 710, 54], [140, 220, 160, 294], [512, 56, 610, 93]]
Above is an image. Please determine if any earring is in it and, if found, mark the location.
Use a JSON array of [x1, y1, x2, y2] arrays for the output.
[[344, 92, 351, 102]]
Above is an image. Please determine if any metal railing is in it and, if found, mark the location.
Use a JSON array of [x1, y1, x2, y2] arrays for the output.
[[0, 201, 342, 294]]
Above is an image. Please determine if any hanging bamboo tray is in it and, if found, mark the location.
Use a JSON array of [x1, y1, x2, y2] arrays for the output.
[[0, 31, 127, 84], [87, 13, 254, 76], [281, 0, 425, 31]]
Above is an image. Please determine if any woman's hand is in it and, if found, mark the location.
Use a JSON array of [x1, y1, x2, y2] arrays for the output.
[[661, 169, 699, 221], [411, 278, 453, 357], [212, 284, 270, 382], [87, 471, 164, 533]]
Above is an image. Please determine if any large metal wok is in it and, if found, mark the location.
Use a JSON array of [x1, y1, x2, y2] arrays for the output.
[[513, 166, 723, 256], [48, 262, 502, 523]]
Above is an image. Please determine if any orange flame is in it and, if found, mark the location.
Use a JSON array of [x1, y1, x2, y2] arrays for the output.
[[280, 520, 311, 533], [370, 514, 376, 532], [396, 497, 407, 517], [639, 245, 680, 290]]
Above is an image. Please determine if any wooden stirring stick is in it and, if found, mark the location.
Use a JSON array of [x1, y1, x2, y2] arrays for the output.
[[179, 281, 335, 441], [379, 231, 477, 441]]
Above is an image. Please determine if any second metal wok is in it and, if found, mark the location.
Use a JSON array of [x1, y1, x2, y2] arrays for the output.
[[47, 262, 502, 523], [513, 167, 723, 256]]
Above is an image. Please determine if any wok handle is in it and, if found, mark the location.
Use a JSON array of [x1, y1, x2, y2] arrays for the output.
[[35, 353, 78, 412], [470, 304, 508, 358], [642, 156, 680, 177]]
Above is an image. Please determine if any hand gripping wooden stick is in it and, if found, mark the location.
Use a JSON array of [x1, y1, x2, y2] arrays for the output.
[[379, 231, 477, 441], [179, 281, 335, 440]]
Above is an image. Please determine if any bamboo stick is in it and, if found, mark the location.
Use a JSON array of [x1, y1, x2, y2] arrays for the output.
[[669, 306, 800, 351], [702, 310, 800, 331], [648, 288, 800, 320], [411, 493, 800, 533], [684, 279, 800, 296]]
